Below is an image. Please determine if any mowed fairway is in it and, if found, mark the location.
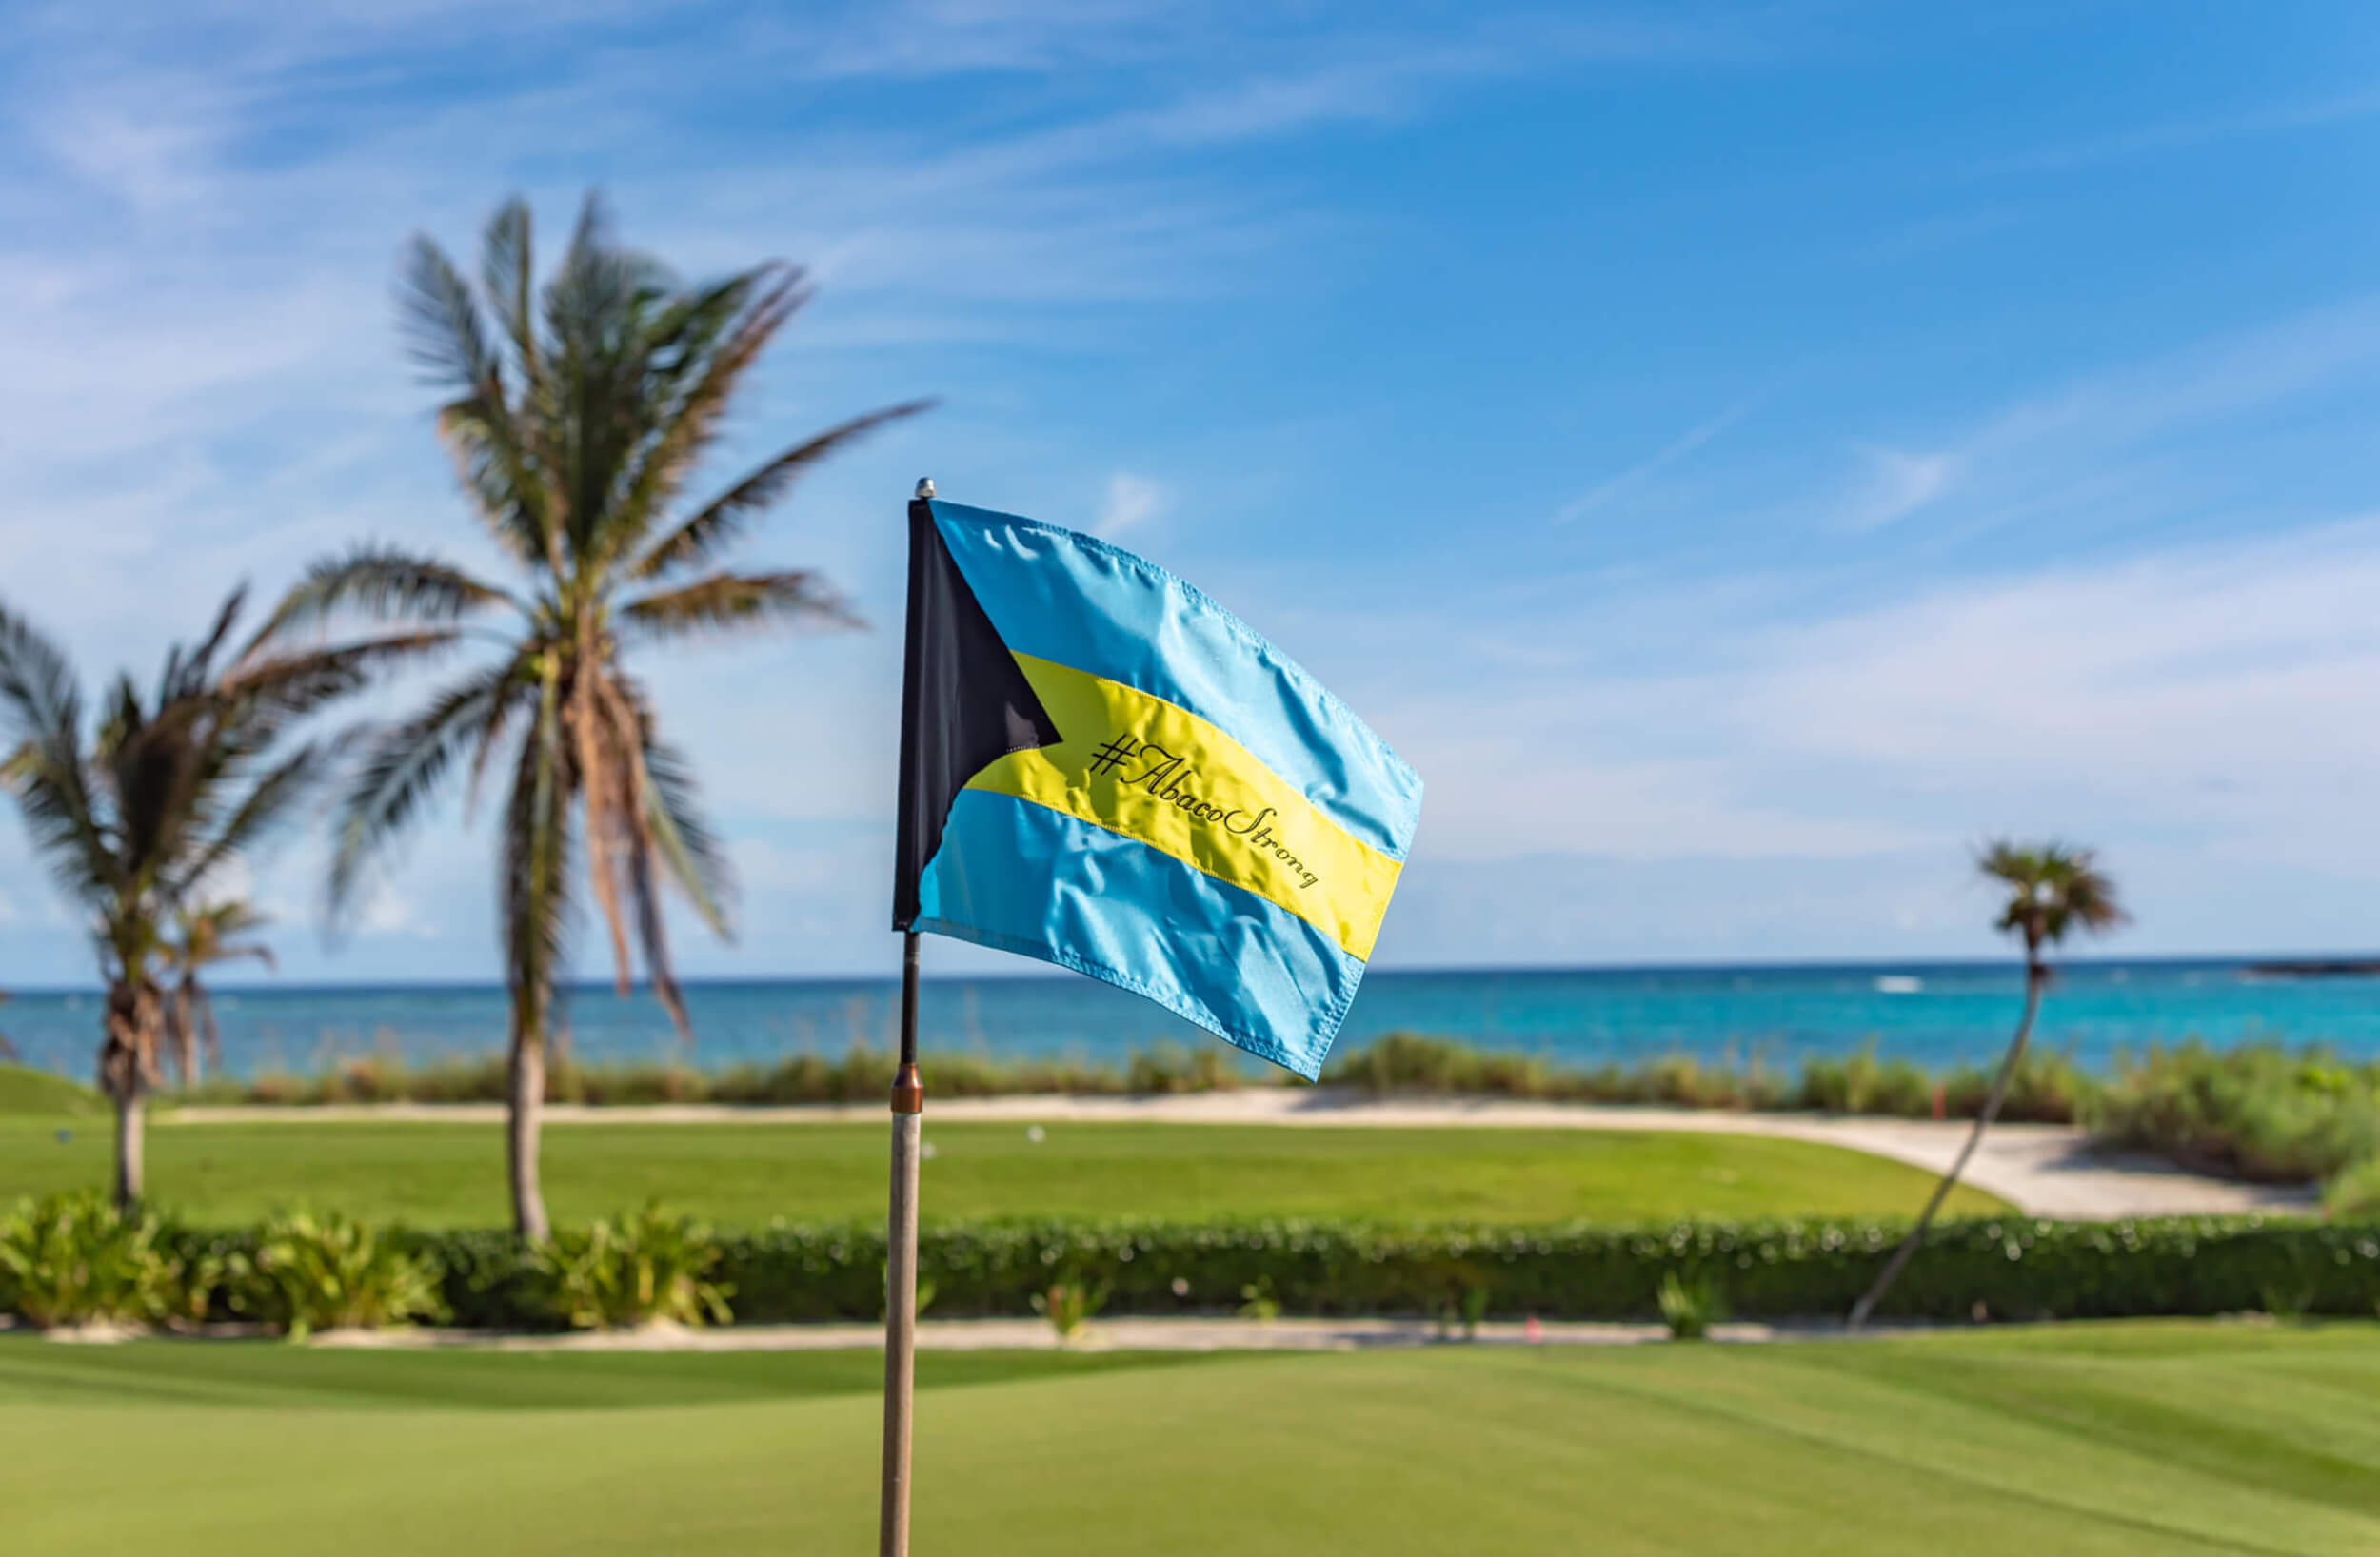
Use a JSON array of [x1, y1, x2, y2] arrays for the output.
[[4, 1324, 2378, 1554], [0, 1116, 2010, 1224]]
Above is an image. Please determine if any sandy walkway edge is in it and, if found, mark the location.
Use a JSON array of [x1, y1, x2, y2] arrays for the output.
[[302, 1315, 1932, 1353], [159, 1089, 2319, 1222]]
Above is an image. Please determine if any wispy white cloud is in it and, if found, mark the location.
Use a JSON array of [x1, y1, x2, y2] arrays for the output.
[[1837, 443, 1956, 531], [1807, 297, 2380, 550], [1094, 471, 1166, 536], [1555, 399, 1755, 524], [1977, 88, 2380, 178]]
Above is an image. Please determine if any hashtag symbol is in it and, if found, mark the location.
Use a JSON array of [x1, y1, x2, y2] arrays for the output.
[[1087, 735, 1139, 777]]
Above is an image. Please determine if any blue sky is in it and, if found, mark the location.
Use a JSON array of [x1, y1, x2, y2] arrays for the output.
[[3, 1, 2379, 984]]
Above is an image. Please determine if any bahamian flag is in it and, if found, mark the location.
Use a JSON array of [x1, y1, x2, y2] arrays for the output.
[[893, 495, 1422, 1078]]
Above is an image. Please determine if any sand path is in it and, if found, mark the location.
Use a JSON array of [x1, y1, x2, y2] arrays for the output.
[[299, 1314, 1925, 1354], [165, 1088, 2317, 1222]]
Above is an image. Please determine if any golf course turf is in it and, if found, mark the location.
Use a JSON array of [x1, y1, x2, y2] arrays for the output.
[[3, 1323, 2374, 1553], [0, 1116, 2012, 1225]]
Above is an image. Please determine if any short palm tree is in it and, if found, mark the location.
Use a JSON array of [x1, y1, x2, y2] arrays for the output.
[[1849, 840, 2126, 1328], [0, 589, 407, 1207], [262, 192, 926, 1239], [159, 899, 276, 1087]]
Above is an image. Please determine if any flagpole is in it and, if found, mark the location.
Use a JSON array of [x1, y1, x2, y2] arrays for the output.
[[880, 481, 934, 1557], [880, 930, 923, 1552]]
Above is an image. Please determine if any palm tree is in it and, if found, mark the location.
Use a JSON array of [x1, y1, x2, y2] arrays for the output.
[[159, 899, 276, 1087], [261, 192, 927, 1239], [0, 590, 413, 1207], [1848, 840, 2126, 1329]]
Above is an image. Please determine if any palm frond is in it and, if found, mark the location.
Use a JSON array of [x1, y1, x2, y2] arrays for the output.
[[618, 570, 860, 641], [406, 221, 565, 564], [481, 197, 542, 388], [259, 546, 515, 641], [0, 599, 84, 748], [592, 671, 689, 1037], [327, 664, 527, 922], [1977, 838, 2129, 952], [162, 585, 250, 704], [218, 632, 465, 763], [171, 740, 342, 902], [435, 396, 565, 567], [635, 719, 732, 939], [567, 659, 636, 996], [592, 266, 803, 572], [5, 750, 115, 907], [630, 400, 933, 581], [0, 601, 111, 904], [400, 233, 501, 393]]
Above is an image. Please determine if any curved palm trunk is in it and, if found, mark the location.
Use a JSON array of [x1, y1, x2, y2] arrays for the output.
[[99, 980, 159, 1212], [506, 1011, 549, 1242], [1847, 954, 2044, 1330], [111, 1085, 146, 1211]]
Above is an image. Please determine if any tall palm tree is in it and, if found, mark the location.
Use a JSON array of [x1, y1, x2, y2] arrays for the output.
[[1848, 840, 2126, 1329], [0, 589, 416, 1207], [159, 899, 275, 1087], [262, 192, 927, 1239]]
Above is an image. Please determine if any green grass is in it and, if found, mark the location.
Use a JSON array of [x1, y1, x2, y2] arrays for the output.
[[0, 1063, 101, 1118], [0, 1118, 2012, 1225], [2, 1323, 2376, 1553]]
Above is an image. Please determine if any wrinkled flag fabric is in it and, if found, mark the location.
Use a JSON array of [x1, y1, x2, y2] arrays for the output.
[[892, 497, 1422, 1078]]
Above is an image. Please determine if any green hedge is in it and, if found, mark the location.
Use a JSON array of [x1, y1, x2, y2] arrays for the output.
[[142, 1216, 2380, 1330]]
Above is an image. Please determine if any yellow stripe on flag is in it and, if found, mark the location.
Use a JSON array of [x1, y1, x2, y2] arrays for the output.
[[965, 655, 1403, 960]]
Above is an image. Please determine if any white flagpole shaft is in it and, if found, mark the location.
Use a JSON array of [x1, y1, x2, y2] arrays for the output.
[[880, 932, 924, 1556]]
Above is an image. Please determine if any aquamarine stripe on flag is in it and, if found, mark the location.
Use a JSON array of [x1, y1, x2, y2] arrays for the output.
[[916, 789, 1361, 1077]]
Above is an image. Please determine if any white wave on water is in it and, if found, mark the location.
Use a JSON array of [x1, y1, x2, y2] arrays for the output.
[[1874, 976, 1923, 995]]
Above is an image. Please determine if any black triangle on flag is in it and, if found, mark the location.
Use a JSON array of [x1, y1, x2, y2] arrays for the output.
[[891, 495, 1063, 930]]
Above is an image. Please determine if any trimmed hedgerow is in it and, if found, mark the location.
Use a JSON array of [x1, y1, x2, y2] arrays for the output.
[[141, 1215, 2376, 1330], [102, 1214, 2380, 1332], [713, 1216, 2380, 1324]]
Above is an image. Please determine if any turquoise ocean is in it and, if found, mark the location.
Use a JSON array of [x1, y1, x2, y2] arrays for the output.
[[2, 960, 2374, 1081]]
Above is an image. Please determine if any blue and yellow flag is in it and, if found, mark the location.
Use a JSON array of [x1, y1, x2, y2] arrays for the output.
[[892, 496, 1422, 1078]]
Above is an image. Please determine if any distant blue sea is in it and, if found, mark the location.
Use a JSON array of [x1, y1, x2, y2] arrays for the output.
[[3, 960, 2375, 1083]]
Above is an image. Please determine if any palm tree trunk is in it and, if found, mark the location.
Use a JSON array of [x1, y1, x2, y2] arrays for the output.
[[1847, 954, 2045, 1330], [100, 979, 156, 1212], [111, 1082, 146, 1211], [507, 1032, 549, 1242]]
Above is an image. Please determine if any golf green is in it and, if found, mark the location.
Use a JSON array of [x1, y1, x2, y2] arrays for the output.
[[2, 1323, 2375, 1553], [0, 1116, 2011, 1225]]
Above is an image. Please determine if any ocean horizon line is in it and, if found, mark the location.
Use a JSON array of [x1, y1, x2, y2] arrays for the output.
[[4, 948, 2376, 1000]]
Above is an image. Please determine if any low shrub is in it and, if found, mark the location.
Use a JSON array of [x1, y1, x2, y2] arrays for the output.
[[1657, 1270, 1727, 1339], [174, 1032, 2111, 1123], [2327, 1157, 2380, 1220], [1127, 1043, 1244, 1094], [1797, 1044, 1934, 1117], [529, 1205, 733, 1330], [2086, 1041, 2380, 1183], [228, 1209, 446, 1339], [1030, 1278, 1107, 1339], [1320, 1034, 2088, 1122], [0, 1192, 194, 1330], [1941, 1049, 2094, 1125]]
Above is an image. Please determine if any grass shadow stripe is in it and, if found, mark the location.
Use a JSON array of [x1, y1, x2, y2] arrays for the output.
[[1468, 1349, 2350, 1557]]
